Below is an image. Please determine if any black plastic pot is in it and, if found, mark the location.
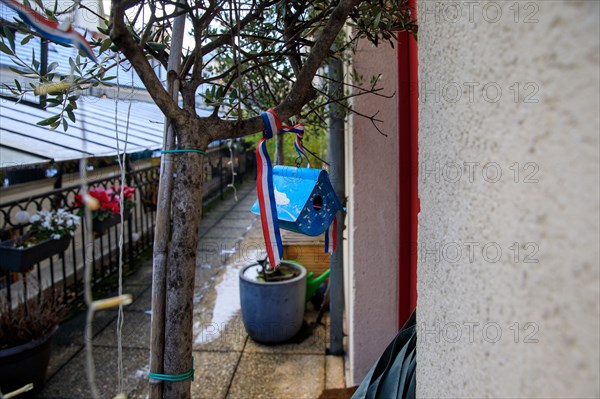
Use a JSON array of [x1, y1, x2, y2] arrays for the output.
[[0, 326, 57, 398], [92, 209, 131, 234], [0, 236, 71, 273], [239, 261, 307, 344]]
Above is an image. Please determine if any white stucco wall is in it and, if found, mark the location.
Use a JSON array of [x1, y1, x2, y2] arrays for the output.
[[417, 1, 600, 397], [346, 40, 399, 385]]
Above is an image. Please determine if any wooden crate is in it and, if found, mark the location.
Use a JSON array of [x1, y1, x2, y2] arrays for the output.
[[281, 229, 330, 276]]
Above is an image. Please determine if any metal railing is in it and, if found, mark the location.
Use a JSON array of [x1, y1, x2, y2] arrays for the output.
[[0, 145, 253, 307]]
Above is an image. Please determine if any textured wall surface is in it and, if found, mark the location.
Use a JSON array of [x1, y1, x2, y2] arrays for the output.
[[417, 0, 599, 397], [346, 39, 399, 385]]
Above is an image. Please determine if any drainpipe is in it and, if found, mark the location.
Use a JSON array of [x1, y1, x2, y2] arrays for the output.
[[328, 55, 345, 355]]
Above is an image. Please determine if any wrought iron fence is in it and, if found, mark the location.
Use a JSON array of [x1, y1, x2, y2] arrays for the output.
[[0, 145, 253, 307]]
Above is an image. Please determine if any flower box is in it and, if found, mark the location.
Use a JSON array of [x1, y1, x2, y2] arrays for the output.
[[0, 236, 71, 273], [92, 209, 131, 234]]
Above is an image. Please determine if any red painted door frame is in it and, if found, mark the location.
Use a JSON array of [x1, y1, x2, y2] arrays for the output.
[[397, 0, 419, 328]]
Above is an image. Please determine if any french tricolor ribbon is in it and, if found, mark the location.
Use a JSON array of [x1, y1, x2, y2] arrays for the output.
[[283, 124, 311, 168], [324, 216, 337, 254], [256, 111, 283, 271], [0, 0, 98, 62], [260, 109, 281, 139], [257, 110, 318, 270]]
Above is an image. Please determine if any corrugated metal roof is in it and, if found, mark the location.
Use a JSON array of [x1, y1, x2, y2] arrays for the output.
[[0, 96, 212, 166], [0, 3, 216, 167], [0, 145, 50, 167]]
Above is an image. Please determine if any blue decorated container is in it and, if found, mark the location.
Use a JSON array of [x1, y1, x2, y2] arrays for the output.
[[251, 166, 343, 236]]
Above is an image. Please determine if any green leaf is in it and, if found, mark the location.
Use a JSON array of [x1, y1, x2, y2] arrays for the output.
[[3, 26, 15, 52], [0, 41, 13, 56], [20, 34, 33, 46], [14, 79, 21, 91], [373, 10, 382, 29], [3, 83, 19, 96], [67, 109, 76, 123], [37, 115, 60, 126], [47, 62, 59, 72], [69, 57, 77, 73], [62, 119, 69, 131], [99, 38, 112, 54], [50, 121, 60, 130], [147, 42, 167, 52], [45, 98, 61, 105]]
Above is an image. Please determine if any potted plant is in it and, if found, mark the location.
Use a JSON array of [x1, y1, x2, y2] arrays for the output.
[[239, 260, 307, 344], [72, 185, 136, 233], [0, 209, 79, 273], [0, 291, 63, 398]]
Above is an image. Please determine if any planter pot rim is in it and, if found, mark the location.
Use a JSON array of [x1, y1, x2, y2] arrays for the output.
[[0, 236, 69, 250], [0, 325, 58, 357], [240, 260, 306, 286]]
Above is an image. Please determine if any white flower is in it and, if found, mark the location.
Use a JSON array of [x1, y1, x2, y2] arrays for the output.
[[27, 208, 79, 241], [15, 210, 31, 224]]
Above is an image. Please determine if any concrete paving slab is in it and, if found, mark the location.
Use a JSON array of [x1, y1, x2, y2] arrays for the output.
[[191, 351, 242, 399], [54, 310, 117, 346], [127, 286, 152, 312], [124, 265, 153, 286], [192, 261, 248, 352], [94, 311, 151, 349], [244, 320, 327, 355], [195, 265, 221, 293], [222, 207, 252, 217], [325, 355, 346, 390], [47, 343, 82, 379], [227, 352, 325, 399], [106, 283, 149, 304], [201, 210, 227, 221], [198, 219, 223, 235], [201, 226, 249, 240], [216, 217, 257, 228], [197, 238, 242, 256], [193, 311, 247, 352], [41, 347, 148, 399], [208, 205, 239, 215], [196, 249, 229, 267]]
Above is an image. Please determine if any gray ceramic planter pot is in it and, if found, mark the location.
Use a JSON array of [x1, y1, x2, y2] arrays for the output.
[[239, 261, 307, 344]]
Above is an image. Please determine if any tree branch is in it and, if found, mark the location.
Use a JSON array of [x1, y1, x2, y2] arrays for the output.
[[208, 0, 363, 141]]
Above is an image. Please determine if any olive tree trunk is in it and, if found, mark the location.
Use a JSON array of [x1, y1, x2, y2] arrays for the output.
[[162, 128, 207, 398]]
